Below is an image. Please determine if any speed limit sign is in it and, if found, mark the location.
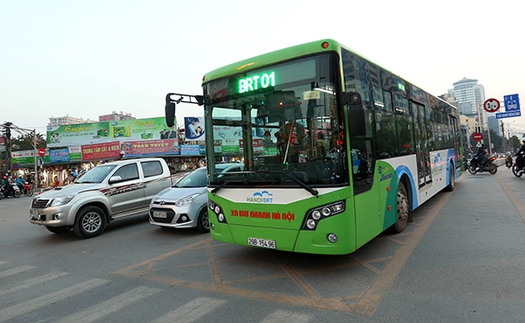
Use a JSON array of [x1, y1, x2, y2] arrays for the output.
[[483, 98, 500, 113]]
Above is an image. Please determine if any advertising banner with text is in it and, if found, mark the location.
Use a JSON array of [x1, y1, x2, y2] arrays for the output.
[[122, 139, 180, 157], [81, 142, 121, 160], [46, 116, 176, 148]]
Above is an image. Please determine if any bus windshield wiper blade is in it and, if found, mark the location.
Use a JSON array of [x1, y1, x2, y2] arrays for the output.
[[211, 180, 232, 194], [255, 170, 318, 197]]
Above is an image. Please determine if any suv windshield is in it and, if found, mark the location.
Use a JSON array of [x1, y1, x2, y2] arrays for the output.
[[204, 53, 346, 187], [77, 165, 117, 184]]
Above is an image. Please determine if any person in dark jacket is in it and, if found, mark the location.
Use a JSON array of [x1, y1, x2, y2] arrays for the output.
[[474, 144, 488, 170], [515, 141, 525, 174]]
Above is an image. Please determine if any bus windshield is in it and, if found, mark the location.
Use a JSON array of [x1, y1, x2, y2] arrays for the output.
[[203, 53, 346, 187]]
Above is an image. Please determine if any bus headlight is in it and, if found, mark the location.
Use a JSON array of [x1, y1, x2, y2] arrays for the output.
[[209, 201, 227, 223], [306, 219, 317, 229], [301, 201, 345, 231]]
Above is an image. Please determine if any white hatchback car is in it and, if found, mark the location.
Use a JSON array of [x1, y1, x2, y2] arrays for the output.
[[148, 163, 244, 232]]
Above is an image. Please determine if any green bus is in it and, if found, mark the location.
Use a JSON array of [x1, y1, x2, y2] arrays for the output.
[[165, 39, 461, 255]]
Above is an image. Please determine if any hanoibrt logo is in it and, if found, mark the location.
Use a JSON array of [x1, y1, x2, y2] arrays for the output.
[[247, 191, 274, 203], [378, 165, 393, 182]]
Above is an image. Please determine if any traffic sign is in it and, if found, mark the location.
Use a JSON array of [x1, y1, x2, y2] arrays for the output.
[[483, 98, 500, 113], [504, 94, 520, 111], [496, 110, 521, 119], [38, 148, 46, 157], [472, 132, 483, 141]]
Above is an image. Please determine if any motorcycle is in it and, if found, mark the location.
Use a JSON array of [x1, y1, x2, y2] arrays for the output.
[[468, 154, 498, 175], [505, 155, 513, 169], [22, 183, 33, 197], [513, 152, 525, 177], [1, 183, 21, 198]]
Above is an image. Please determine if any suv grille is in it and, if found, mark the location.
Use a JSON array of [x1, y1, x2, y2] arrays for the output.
[[32, 198, 51, 208]]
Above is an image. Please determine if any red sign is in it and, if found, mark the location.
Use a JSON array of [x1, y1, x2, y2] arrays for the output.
[[472, 132, 483, 141], [81, 142, 121, 160], [483, 98, 500, 113], [38, 148, 46, 157], [123, 139, 179, 157]]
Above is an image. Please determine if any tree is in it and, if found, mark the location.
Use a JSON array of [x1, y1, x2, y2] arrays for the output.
[[11, 133, 46, 151]]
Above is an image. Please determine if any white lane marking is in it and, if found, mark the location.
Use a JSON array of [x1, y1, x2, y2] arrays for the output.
[[55, 286, 161, 323], [151, 297, 226, 323], [0, 278, 108, 322], [0, 265, 34, 279], [0, 271, 68, 297]]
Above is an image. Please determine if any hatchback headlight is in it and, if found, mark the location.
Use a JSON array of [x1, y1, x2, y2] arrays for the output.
[[174, 193, 199, 207]]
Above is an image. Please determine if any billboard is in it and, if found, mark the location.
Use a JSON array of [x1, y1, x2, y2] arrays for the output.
[[184, 117, 205, 141], [46, 117, 177, 147]]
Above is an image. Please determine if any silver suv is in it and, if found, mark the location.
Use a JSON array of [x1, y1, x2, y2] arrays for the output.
[[30, 158, 172, 238]]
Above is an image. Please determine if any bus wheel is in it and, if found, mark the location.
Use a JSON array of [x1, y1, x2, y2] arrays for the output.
[[390, 182, 409, 233]]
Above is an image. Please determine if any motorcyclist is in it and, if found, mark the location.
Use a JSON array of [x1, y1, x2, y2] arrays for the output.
[[2, 175, 13, 197], [506, 152, 513, 168], [474, 143, 488, 171], [515, 141, 525, 175], [16, 175, 26, 191]]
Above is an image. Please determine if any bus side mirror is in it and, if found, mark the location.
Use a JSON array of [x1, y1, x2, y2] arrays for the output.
[[165, 93, 176, 127], [343, 92, 366, 136]]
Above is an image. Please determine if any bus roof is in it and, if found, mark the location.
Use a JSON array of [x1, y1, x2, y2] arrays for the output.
[[201, 39, 455, 111], [202, 39, 343, 83]]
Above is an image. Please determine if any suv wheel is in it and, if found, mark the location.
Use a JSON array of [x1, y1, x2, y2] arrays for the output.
[[73, 206, 107, 238]]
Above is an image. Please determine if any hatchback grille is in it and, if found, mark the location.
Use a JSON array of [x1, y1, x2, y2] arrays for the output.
[[150, 208, 175, 223]]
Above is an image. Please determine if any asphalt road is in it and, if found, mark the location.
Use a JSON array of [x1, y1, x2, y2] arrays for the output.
[[1, 167, 525, 322]]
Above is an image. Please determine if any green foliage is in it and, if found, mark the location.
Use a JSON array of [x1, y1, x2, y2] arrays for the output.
[[11, 133, 46, 151]]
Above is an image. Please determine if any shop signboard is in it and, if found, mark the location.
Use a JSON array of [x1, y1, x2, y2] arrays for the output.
[[180, 145, 201, 155], [11, 150, 51, 165], [69, 146, 83, 161], [81, 142, 121, 160], [122, 139, 180, 157], [49, 148, 71, 163], [12, 150, 36, 164]]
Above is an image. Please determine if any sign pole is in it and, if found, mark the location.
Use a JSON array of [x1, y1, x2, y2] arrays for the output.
[[33, 129, 38, 193]]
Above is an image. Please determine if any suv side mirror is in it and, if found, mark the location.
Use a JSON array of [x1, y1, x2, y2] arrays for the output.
[[109, 175, 122, 184]]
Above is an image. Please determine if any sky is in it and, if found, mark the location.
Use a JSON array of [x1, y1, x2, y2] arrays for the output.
[[1, 0, 524, 136]]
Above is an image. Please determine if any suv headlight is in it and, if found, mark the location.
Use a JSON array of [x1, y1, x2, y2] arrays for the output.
[[174, 193, 199, 207], [50, 195, 75, 206]]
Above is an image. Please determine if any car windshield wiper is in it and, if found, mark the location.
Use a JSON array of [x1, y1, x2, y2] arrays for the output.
[[255, 170, 318, 197]]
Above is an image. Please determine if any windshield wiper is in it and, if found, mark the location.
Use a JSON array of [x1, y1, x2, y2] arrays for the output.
[[255, 170, 318, 197]]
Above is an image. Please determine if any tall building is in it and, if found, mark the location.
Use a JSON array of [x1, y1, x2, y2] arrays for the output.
[[98, 111, 136, 122], [450, 77, 490, 134], [450, 77, 502, 138], [48, 115, 96, 127]]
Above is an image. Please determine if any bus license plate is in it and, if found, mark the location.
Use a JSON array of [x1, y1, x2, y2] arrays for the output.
[[248, 237, 276, 249], [153, 211, 167, 218]]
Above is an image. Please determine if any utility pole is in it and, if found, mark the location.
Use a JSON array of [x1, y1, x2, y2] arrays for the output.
[[501, 121, 507, 153], [4, 122, 12, 173]]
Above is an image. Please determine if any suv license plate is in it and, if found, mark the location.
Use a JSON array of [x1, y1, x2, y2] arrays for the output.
[[248, 237, 276, 249], [153, 211, 167, 218]]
